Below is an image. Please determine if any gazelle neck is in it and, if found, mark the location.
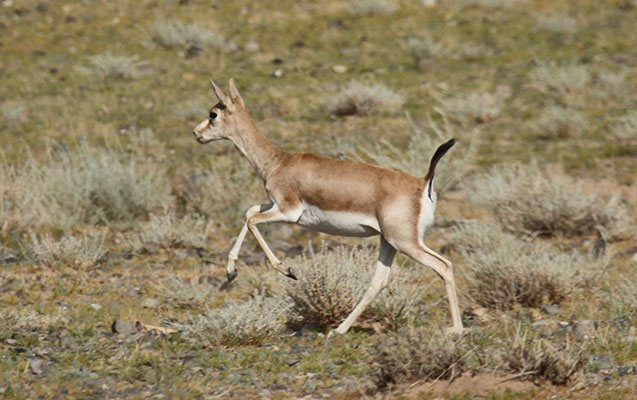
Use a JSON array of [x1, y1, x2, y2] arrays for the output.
[[229, 113, 284, 181]]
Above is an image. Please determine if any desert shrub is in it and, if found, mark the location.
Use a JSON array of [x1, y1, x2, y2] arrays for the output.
[[0, 307, 69, 330], [79, 52, 150, 80], [347, 0, 398, 16], [129, 212, 211, 251], [605, 275, 637, 318], [180, 158, 264, 228], [0, 100, 27, 124], [285, 244, 423, 328], [406, 36, 451, 65], [154, 276, 217, 308], [149, 20, 231, 50], [183, 290, 292, 346], [471, 161, 634, 239], [531, 106, 587, 138], [359, 111, 477, 192], [373, 325, 467, 387], [452, 222, 608, 310], [529, 62, 591, 94], [597, 70, 628, 97], [535, 12, 578, 34], [611, 111, 637, 140], [461, 0, 529, 8], [504, 329, 588, 384], [437, 91, 503, 124], [327, 81, 405, 117], [22, 232, 106, 270]]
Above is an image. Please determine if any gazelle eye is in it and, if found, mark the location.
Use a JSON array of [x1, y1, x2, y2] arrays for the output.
[[209, 111, 217, 120]]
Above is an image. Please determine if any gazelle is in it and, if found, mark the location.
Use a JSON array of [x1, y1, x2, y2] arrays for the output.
[[193, 79, 463, 335]]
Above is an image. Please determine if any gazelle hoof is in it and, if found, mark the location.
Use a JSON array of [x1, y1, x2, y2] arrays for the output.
[[286, 267, 297, 280], [445, 326, 464, 336], [226, 269, 238, 282]]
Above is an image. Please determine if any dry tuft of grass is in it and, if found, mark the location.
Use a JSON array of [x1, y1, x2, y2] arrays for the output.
[[129, 212, 211, 252], [452, 222, 609, 310], [611, 111, 637, 140], [153, 276, 217, 309], [437, 91, 504, 124], [327, 81, 405, 117], [470, 161, 634, 239], [504, 329, 588, 385], [529, 62, 591, 94], [149, 20, 232, 50], [535, 12, 578, 34], [79, 52, 151, 80], [360, 111, 478, 192], [347, 0, 398, 16], [22, 232, 106, 270], [406, 36, 451, 66], [183, 290, 292, 346], [531, 106, 587, 138], [286, 244, 423, 328], [0, 100, 27, 124], [373, 325, 467, 388], [461, 0, 529, 9]]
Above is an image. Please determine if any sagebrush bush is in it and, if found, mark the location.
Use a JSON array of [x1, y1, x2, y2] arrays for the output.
[[1, 141, 173, 231], [611, 111, 637, 140], [22, 232, 106, 270], [531, 106, 587, 138], [154, 276, 217, 308], [470, 161, 634, 239], [79, 53, 150, 80], [452, 222, 608, 310], [359, 111, 477, 192], [327, 81, 405, 116], [406, 36, 450, 64], [184, 290, 292, 346], [437, 91, 503, 124], [535, 12, 578, 34], [373, 325, 467, 387], [347, 0, 397, 16], [529, 62, 591, 94], [149, 21, 231, 50], [285, 244, 423, 328], [504, 329, 588, 384], [129, 212, 211, 251]]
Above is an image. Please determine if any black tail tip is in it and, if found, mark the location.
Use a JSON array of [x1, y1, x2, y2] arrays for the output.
[[444, 138, 456, 148]]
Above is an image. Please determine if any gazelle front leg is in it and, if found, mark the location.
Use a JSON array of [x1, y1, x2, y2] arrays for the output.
[[225, 204, 271, 282], [246, 204, 302, 280], [333, 237, 397, 335]]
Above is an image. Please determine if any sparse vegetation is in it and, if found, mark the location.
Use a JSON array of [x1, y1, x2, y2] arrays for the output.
[[79, 52, 150, 80], [22, 232, 106, 270], [327, 81, 405, 117], [154, 276, 217, 308], [437, 91, 504, 124], [471, 162, 634, 239], [149, 20, 231, 51], [535, 12, 578, 34], [531, 106, 587, 138], [612, 111, 637, 140], [347, 0, 398, 16], [129, 212, 211, 251], [529, 62, 591, 94]]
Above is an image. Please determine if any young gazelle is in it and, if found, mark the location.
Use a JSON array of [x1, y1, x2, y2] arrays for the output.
[[193, 79, 463, 334]]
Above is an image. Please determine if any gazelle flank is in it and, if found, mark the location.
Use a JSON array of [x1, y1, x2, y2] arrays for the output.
[[192, 78, 463, 335]]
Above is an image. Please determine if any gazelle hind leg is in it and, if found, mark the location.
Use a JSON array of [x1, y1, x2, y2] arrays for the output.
[[401, 243, 463, 334], [334, 237, 397, 335]]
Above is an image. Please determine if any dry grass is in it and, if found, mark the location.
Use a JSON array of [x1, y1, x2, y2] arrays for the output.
[[22, 232, 106, 270], [535, 12, 578, 34], [149, 20, 232, 50], [451, 222, 609, 310], [326, 81, 405, 117], [285, 244, 423, 328], [373, 325, 467, 388], [461, 0, 529, 8], [611, 111, 637, 140], [79, 52, 151, 80], [531, 106, 587, 139], [504, 328, 588, 385], [359, 111, 478, 192], [437, 91, 504, 124], [470, 161, 634, 239], [406, 36, 451, 65], [347, 0, 398, 16], [183, 290, 292, 346], [129, 212, 211, 252], [153, 276, 217, 309], [529, 62, 591, 94]]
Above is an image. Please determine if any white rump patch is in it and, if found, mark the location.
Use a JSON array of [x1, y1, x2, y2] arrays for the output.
[[417, 187, 436, 246]]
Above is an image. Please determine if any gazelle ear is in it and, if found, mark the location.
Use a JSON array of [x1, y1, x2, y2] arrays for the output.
[[228, 78, 245, 108], [210, 79, 230, 105]]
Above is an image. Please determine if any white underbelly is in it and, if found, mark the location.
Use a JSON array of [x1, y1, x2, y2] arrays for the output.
[[297, 203, 380, 237]]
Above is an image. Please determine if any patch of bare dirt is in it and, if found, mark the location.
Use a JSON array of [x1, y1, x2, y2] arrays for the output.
[[394, 373, 537, 398]]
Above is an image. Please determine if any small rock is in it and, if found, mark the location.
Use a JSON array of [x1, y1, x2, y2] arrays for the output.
[[142, 298, 161, 309], [273, 69, 284, 78], [573, 320, 598, 339], [244, 40, 259, 52], [542, 303, 560, 315], [111, 319, 138, 336], [90, 303, 102, 310], [284, 358, 300, 366], [28, 357, 46, 375], [332, 65, 347, 74]]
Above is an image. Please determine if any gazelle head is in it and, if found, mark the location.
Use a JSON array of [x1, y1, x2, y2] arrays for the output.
[[192, 78, 246, 144]]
